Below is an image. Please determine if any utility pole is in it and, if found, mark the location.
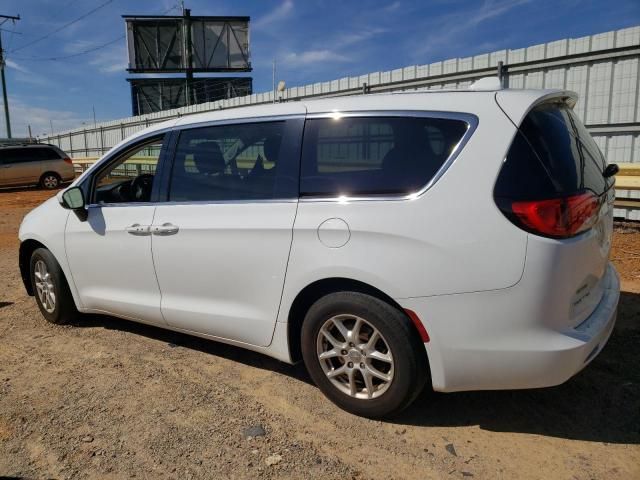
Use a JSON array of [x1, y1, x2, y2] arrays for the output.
[[0, 13, 20, 139], [182, 4, 193, 107], [272, 59, 276, 103]]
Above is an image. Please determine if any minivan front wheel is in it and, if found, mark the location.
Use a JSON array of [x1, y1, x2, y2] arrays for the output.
[[301, 292, 428, 418], [30, 248, 77, 324], [40, 173, 60, 189]]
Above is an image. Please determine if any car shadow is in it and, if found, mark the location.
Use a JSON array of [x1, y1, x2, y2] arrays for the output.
[[0, 186, 42, 193], [69, 290, 639, 445], [69, 312, 313, 385], [0, 183, 72, 194]]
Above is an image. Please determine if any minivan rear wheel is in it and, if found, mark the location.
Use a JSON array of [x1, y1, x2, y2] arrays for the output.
[[30, 248, 78, 324], [40, 173, 60, 189], [301, 292, 428, 418]]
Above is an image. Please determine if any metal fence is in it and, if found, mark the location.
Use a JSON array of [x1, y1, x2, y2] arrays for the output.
[[40, 26, 640, 219]]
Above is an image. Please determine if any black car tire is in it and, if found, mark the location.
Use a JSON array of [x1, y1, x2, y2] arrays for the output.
[[30, 248, 78, 324], [40, 173, 60, 190], [301, 291, 428, 418]]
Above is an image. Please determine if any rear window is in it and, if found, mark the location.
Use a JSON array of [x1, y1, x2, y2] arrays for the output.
[[300, 116, 469, 196], [495, 103, 610, 200]]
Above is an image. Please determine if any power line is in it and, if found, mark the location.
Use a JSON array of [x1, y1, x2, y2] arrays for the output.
[[56, 0, 85, 17], [10, 0, 115, 53], [10, 3, 181, 62], [13, 35, 123, 61]]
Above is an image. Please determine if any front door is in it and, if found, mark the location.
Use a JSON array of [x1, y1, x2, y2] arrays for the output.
[[151, 118, 303, 346], [65, 136, 166, 325]]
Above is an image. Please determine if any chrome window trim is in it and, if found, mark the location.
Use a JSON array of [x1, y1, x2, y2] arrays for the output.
[[86, 198, 299, 208], [171, 113, 306, 132], [79, 126, 176, 178], [300, 110, 479, 203], [86, 116, 304, 208], [88, 115, 304, 178], [86, 110, 478, 207], [88, 134, 168, 206]]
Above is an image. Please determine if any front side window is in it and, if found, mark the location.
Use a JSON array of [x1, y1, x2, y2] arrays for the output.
[[300, 116, 470, 196], [168, 121, 292, 201], [93, 137, 164, 204]]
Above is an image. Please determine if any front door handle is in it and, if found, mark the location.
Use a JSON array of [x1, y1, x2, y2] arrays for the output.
[[151, 223, 179, 236], [125, 223, 150, 236]]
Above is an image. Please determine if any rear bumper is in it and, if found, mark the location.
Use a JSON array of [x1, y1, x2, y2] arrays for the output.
[[399, 263, 620, 392], [61, 168, 76, 182]]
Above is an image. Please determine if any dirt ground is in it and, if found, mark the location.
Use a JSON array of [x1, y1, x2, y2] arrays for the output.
[[0, 188, 638, 480]]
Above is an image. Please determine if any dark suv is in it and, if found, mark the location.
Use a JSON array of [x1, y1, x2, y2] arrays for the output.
[[0, 144, 75, 189]]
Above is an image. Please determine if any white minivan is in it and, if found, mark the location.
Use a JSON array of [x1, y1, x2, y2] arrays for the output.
[[18, 83, 620, 417]]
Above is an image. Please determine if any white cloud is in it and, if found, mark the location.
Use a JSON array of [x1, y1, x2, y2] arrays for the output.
[[0, 97, 89, 139], [89, 43, 128, 74], [274, 26, 382, 72], [253, 0, 294, 30], [5, 59, 29, 74], [5, 63, 52, 88], [413, 0, 531, 58], [62, 39, 127, 74], [63, 40, 95, 54], [282, 49, 349, 66], [335, 28, 387, 48], [467, 0, 531, 27], [384, 1, 402, 12]]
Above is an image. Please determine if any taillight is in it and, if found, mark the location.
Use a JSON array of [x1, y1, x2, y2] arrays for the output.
[[500, 191, 600, 239], [63, 157, 73, 165]]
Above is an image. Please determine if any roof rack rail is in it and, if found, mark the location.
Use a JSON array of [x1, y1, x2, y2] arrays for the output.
[[0, 137, 42, 147], [0, 142, 50, 148]]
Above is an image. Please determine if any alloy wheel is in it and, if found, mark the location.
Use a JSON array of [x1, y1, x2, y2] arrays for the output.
[[34, 260, 56, 313], [43, 175, 59, 189], [316, 314, 394, 399]]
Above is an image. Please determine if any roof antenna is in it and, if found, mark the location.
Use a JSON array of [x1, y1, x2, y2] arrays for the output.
[[469, 77, 503, 91]]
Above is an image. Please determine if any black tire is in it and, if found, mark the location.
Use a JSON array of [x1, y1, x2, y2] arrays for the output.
[[301, 292, 428, 418], [30, 248, 78, 324], [40, 172, 60, 189]]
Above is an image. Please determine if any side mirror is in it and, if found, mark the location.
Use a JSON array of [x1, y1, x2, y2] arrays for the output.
[[61, 187, 85, 209], [603, 163, 619, 178], [61, 187, 88, 221]]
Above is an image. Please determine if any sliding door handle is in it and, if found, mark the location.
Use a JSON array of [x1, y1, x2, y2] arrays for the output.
[[151, 223, 179, 236], [125, 223, 150, 235]]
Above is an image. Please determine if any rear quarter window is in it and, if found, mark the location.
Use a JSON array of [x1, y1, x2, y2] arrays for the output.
[[495, 103, 610, 200], [300, 116, 470, 196], [37, 147, 63, 160]]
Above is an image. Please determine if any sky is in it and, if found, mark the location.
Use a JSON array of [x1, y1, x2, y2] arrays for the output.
[[0, 0, 639, 137]]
